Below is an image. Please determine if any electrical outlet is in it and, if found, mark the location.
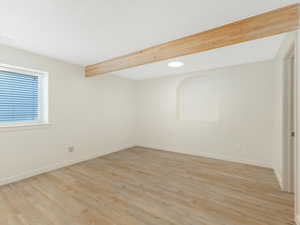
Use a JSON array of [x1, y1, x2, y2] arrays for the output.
[[68, 146, 75, 153]]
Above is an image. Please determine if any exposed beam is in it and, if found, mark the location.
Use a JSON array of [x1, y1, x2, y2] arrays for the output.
[[85, 4, 300, 77]]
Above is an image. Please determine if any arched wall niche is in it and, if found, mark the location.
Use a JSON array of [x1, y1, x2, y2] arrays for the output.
[[177, 75, 220, 122]]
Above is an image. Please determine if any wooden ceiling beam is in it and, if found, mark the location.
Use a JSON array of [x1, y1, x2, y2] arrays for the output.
[[85, 4, 300, 77]]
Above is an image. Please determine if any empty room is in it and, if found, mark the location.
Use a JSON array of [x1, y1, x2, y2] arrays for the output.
[[0, 1, 300, 225]]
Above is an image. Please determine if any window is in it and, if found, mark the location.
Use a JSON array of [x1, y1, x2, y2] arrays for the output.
[[0, 64, 48, 127]]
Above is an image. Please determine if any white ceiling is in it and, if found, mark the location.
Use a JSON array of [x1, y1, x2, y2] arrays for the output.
[[0, 0, 298, 79], [115, 34, 286, 80]]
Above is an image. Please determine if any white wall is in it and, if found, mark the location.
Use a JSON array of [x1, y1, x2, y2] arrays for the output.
[[273, 31, 300, 225], [136, 60, 281, 168], [296, 31, 300, 225], [0, 44, 136, 185], [272, 32, 297, 188]]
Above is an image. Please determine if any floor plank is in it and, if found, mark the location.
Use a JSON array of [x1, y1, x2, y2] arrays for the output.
[[0, 147, 295, 225]]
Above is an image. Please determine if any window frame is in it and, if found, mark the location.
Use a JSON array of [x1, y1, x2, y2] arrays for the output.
[[0, 63, 49, 128]]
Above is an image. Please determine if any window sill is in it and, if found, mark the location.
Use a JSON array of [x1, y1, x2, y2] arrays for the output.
[[0, 122, 51, 131]]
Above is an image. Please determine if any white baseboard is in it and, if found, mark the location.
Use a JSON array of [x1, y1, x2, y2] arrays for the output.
[[0, 145, 274, 186], [135, 145, 272, 168], [296, 214, 300, 225], [274, 169, 283, 190], [0, 145, 134, 186]]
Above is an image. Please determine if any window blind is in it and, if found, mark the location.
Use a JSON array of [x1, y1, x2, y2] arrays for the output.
[[0, 70, 39, 123]]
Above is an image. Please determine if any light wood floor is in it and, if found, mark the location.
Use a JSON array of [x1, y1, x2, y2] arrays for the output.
[[0, 147, 295, 225]]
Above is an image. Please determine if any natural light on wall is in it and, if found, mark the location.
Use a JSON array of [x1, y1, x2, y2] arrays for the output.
[[0, 64, 48, 127], [178, 76, 220, 122]]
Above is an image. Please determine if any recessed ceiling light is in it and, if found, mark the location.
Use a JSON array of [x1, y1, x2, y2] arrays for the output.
[[168, 61, 184, 68]]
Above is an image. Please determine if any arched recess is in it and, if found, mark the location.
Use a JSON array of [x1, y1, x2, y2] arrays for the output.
[[177, 75, 220, 122]]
